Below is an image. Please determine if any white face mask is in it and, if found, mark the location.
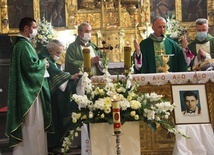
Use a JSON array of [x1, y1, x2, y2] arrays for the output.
[[53, 55, 59, 61], [29, 29, 37, 39], [82, 33, 91, 42]]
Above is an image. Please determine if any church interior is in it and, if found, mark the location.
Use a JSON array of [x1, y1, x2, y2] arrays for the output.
[[1, 0, 214, 155]]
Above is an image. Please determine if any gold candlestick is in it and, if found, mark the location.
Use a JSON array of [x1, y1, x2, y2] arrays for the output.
[[83, 47, 91, 74], [124, 45, 132, 75]]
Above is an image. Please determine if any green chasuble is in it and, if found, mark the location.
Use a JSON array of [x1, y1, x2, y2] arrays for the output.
[[65, 36, 103, 75], [38, 47, 78, 148], [187, 34, 214, 69], [137, 35, 187, 73], [38, 47, 71, 94], [5, 36, 54, 147]]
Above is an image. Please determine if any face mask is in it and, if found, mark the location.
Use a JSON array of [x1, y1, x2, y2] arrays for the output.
[[82, 33, 91, 42], [53, 55, 59, 61], [196, 32, 207, 42], [29, 29, 37, 39]]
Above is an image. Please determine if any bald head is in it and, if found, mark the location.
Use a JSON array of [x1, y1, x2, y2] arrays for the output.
[[152, 16, 166, 37], [152, 16, 166, 25]]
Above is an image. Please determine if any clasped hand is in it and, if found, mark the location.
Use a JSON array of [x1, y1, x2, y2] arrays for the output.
[[91, 56, 100, 65], [197, 48, 206, 60]]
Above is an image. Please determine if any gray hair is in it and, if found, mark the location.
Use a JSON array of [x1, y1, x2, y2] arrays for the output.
[[195, 18, 208, 26], [78, 22, 91, 33], [46, 39, 64, 50]]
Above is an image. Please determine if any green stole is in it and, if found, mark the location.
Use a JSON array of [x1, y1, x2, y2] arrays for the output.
[[188, 34, 214, 58], [139, 34, 187, 73], [188, 34, 214, 69], [149, 35, 167, 73]]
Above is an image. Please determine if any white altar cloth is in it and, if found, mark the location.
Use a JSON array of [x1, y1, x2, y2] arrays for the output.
[[173, 124, 214, 155], [91, 71, 214, 86]]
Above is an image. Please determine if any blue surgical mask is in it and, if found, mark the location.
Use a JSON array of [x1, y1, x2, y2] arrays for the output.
[[196, 32, 207, 42]]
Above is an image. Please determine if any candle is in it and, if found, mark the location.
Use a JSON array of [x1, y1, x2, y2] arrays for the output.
[[112, 101, 121, 135], [124, 45, 132, 74], [83, 47, 91, 74]]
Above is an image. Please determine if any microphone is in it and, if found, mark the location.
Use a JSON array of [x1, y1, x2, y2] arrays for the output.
[[161, 34, 164, 38]]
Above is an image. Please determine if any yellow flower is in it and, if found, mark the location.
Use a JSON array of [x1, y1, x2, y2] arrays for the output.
[[94, 87, 100, 95], [81, 115, 87, 120], [104, 107, 111, 114], [127, 95, 132, 101], [134, 115, 139, 120], [130, 100, 141, 109], [37, 35, 43, 39], [47, 34, 53, 39], [42, 27, 47, 31], [72, 118, 77, 123], [100, 113, 105, 118], [99, 89, 105, 96], [130, 111, 136, 116], [104, 97, 111, 107]]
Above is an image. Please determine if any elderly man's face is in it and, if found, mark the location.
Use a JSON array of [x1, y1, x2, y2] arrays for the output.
[[79, 25, 92, 38], [185, 96, 198, 111], [49, 45, 63, 59]]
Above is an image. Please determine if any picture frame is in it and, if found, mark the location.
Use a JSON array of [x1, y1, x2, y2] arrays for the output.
[[149, 0, 176, 22], [171, 84, 210, 125], [39, 0, 66, 27], [7, 0, 34, 29], [144, 0, 213, 25], [1, 0, 71, 34], [176, 0, 213, 24], [180, 0, 207, 22], [6, 0, 40, 34]]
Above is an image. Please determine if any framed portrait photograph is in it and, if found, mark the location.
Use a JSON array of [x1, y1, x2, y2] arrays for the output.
[[171, 84, 210, 124]]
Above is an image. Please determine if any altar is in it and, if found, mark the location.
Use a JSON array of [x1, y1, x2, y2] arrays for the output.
[[89, 71, 214, 155]]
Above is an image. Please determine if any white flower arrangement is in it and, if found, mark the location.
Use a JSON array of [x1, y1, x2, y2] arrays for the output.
[[61, 66, 189, 154], [165, 17, 189, 39], [36, 17, 54, 47]]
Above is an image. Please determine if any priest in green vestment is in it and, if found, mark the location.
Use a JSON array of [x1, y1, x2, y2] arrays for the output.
[[187, 18, 214, 70], [5, 17, 54, 155], [133, 16, 188, 73], [65, 22, 104, 76], [38, 39, 79, 154]]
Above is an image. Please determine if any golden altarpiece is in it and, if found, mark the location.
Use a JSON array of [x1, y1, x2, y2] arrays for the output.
[[1, 0, 214, 154]]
